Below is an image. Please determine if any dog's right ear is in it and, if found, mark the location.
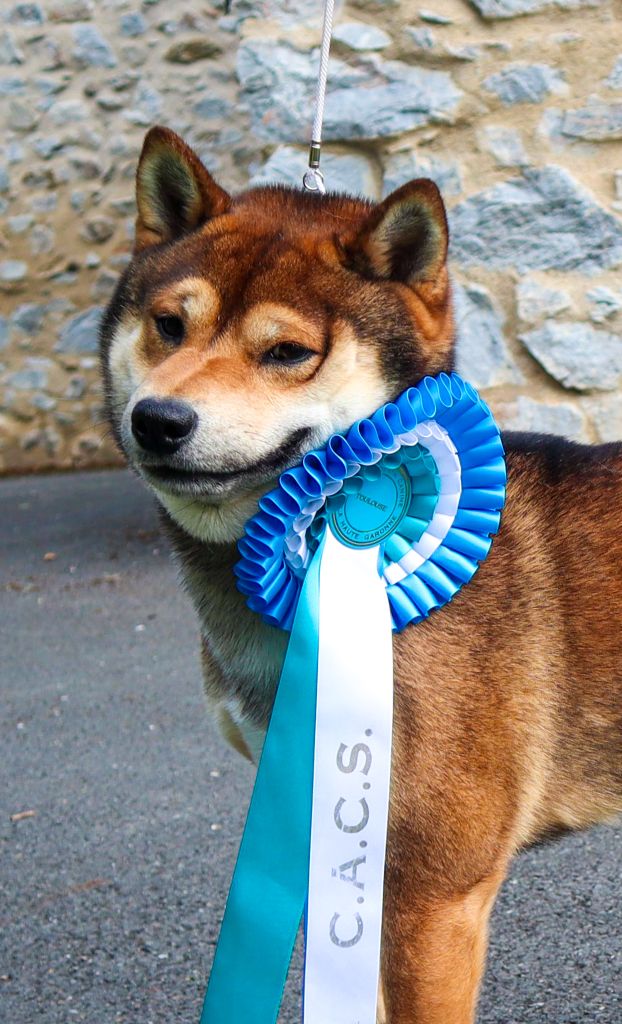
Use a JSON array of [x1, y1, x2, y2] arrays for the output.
[[134, 126, 230, 253]]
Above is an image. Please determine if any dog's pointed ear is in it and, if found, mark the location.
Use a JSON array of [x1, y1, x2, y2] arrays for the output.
[[345, 179, 449, 287], [134, 126, 230, 253]]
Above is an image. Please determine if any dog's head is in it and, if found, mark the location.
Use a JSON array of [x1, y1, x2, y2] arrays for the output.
[[101, 126, 454, 542]]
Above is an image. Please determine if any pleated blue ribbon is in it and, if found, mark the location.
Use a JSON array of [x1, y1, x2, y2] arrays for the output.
[[235, 372, 506, 633], [200, 372, 506, 1024]]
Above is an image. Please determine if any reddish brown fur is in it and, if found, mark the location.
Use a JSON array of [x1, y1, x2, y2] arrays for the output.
[[101, 127, 622, 1023]]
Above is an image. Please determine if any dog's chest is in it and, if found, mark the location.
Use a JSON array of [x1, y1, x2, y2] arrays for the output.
[[171, 532, 288, 726]]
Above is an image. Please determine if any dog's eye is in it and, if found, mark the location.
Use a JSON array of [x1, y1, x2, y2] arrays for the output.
[[263, 342, 314, 365], [155, 314, 185, 345]]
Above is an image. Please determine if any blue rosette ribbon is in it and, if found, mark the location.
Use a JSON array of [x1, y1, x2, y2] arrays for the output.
[[235, 371, 506, 632], [201, 372, 505, 1024]]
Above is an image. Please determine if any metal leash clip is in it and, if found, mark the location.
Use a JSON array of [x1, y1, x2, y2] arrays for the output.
[[303, 0, 335, 194], [303, 141, 326, 194]]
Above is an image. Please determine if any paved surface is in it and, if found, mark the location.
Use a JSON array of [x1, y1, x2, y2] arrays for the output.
[[1, 469, 620, 1024]]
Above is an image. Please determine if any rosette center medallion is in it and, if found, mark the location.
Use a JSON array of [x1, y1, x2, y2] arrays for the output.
[[329, 465, 412, 548]]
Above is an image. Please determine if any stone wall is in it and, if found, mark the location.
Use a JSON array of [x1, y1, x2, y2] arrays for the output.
[[1, 0, 621, 472]]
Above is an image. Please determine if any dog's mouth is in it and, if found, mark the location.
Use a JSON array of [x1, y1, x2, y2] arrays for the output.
[[139, 427, 313, 497]]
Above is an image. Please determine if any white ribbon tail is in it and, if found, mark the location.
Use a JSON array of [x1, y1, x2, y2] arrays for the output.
[[304, 529, 394, 1024]]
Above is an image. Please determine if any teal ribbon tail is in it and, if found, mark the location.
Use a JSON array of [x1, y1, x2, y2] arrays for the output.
[[200, 536, 324, 1024]]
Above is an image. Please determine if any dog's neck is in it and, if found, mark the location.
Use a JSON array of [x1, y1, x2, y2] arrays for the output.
[[160, 505, 288, 729]]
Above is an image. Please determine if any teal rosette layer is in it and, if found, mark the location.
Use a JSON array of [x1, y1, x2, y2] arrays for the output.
[[235, 373, 506, 633]]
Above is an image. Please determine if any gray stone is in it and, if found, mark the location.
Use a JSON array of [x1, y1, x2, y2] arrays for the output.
[[333, 22, 391, 51], [192, 96, 232, 119], [559, 99, 622, 142], [77, 126, 104, 150], [552, 31, 581, 44], [33, 36, 63, 71], [584, 394, 622, 442], [605, 56, 622, 91], [516, 278, 571, 323], [70, 190, 87, 211], [0, 316, 8, 349], [7, 3, 44, 24], [71, 24, 116, 68], [55, 307, 103, 353], [7, 98, 38, 131], [217, 15, 239, 32], [31, 393, 57, 412], [0, 165, 9, 192], [324, 58, 462, 140], [419, 9, 453, 23], [108, 73, 137, 93], [65, 376, 87, 400], [34, 76, 68, 97], [382, 149, 462, 197], [520, 320, 622, 391], [49, 99, 88, 126], [6, 140, 24, 162], [119, 12, 146, 36], [250, 144, 378, 197], [29, 224, 55, 255], [70, 155, 101, 180], [500, 396, 586, 440], [404, 26, 480, 62], [223, 0, 340, 26], [0, 259, 27, 282], [11, 303, 46, 334], [0, 30, 24, 65], [467, 0, 603, 18], [237, 42, 366, 141], [237, 41, 462, 142], [123, 83, 162, 125], [91, 270, 118, 301], [0, 75, 25, 94], [118, 43, 146, 69], [21, 430, 43, 452], [405, 27, 436, 50], [586, 286, 622, 324], [7, 214, 32, 234], [445, 43, 481, 62], [350, 0, 399, 7], [80, 217, 115, 244], [450, 167, 622, 273], [32, 135, 63, 159], [108, 196, 135, 217], [483, 63, 566, 105], [41, 426, 61, 454], [453, 282, 523, 388], [480, 125, 529, 167], [7, 357, 53, 391], [31, 193, 57, 213], [96, 93, 124, 112]]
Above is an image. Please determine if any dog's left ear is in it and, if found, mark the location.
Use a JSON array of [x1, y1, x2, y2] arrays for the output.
[[346, 179, 448, 287], [134, 125, 231, 253]]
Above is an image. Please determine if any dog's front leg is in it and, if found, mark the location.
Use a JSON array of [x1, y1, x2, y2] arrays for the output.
[[381, 863, 507, 1024]]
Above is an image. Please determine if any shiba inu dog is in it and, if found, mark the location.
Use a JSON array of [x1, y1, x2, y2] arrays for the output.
[[100, 126, 622, 1023]]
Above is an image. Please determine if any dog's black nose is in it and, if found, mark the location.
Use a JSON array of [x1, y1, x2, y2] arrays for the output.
[[131, 397, 198, 455]]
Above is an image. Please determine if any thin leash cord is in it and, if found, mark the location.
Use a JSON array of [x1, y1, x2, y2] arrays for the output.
[[303, 0, 335, 195]]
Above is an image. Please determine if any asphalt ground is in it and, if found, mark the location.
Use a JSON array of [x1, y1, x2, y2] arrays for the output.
[[1, 468, 620, 1024]]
